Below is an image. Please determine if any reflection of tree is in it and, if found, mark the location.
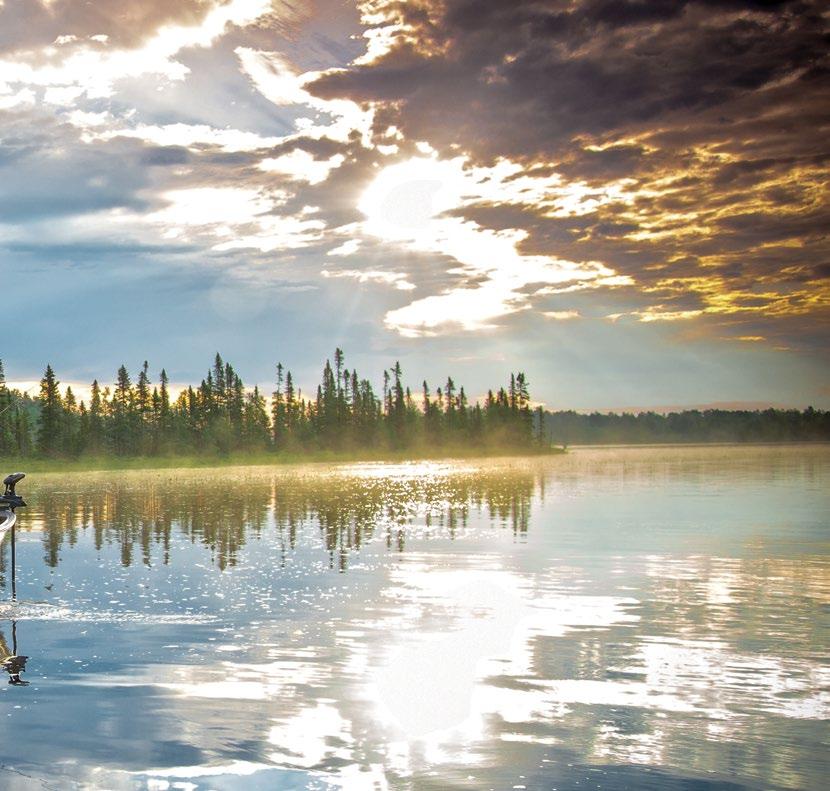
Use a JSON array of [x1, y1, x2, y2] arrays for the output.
[[21, 468, 538, 572]]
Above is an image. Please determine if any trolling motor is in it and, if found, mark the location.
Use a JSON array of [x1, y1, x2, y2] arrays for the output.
[[0, 473, 28, 684], [1, 473, 25, 559], [1, 473, 26, 512], [0, 472, 28, 684]]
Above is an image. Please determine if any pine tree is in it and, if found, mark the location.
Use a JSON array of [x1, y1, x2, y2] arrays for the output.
[[243, 386, 270, 449], [213, 354, 226, 414], [272, 362, 285, 447], [88, 380, 104, 452], [37, 364, 63, 456], [63, 386, 82, 456], [0, 360, 13, 454], [111, 365, 135, 455], [15, 349, 543, 458]]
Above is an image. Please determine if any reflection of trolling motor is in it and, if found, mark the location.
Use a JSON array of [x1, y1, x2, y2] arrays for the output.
[[2, 653, 28, 686]]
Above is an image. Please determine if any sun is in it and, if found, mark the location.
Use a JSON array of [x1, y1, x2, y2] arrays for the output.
[[358, 157, 467, 244]]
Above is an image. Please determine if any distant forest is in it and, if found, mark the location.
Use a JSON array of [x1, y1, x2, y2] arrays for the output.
[[0, 352, 537, 458], [543, 408, 830, 446], [0, 354, 827, 460]]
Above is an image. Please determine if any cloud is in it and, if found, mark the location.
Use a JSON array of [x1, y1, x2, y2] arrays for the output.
[[303, 0, 830, 349], [1, 0, 828, 411], [0, 1, 250, 52], [321, 267, 415, 291], [355, 154, 632, 335], [544, 310, 580, 321], [259, 149, 345, 184], [0, 0, 278, 99], [235, 45, 373, 144]]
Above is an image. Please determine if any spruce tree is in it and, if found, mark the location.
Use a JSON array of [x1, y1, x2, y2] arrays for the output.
[[0, 360, 13, 454], [37, 364, 63, 456]]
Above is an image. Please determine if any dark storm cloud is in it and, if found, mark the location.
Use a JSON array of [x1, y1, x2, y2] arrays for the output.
[[305, 0, 830, 349], [310, 0, 828, 162]]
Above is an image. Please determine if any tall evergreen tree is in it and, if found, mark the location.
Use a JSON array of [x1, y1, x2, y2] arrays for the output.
[[110, 365, 135, 455], [0, 359, 13, 454], [37, 364, 63, 456], [88, 380, 104, 453]]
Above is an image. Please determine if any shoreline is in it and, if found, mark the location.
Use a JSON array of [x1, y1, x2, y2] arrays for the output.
[[3, 446, 564, 473], [567, 440, 830, 450], [5, 440, 828, 474]]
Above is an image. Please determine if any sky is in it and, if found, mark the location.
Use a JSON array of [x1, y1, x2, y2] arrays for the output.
[[0, 0, 828, 411]]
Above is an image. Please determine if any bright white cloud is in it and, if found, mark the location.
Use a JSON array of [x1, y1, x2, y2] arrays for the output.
[[76, 119, 284, 152], [357, 156, 632, 336], [0, 0, 274, 99], [213, 212, 326, 252], [326, 239, 361, 257], [0, 86, 35, 109], [148, 187, 276, 229], [0, 0, 635, 344], [137, 187, 324, 252], [385, 282, 530, 336], [624, 308, 705, 323], [235, 47, 373, 144], [322, 268, 415, 291], [259, 149, 345, 184], [544, 310, 581, 320]]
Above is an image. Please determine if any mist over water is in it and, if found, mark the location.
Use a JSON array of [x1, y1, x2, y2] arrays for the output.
[[0, 447, 827, 790]]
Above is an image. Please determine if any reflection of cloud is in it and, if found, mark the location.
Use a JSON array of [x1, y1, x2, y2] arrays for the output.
[[10, 453, 829, 789], [375, 577, 524, 738], [368, 565, 639, 749], [268, 702, 353, 769]]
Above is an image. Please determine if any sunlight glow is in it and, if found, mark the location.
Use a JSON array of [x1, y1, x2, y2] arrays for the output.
[[357, 156, 631, 335], [267, 702, 353, 768]]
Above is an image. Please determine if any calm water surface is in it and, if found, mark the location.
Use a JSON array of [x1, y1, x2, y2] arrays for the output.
[[0, 446, 827, 790]]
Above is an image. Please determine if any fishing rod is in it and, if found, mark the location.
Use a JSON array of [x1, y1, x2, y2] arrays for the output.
[[0, 383, 38, 421]]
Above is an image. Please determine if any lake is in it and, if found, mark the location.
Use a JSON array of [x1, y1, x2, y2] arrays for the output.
[[0, 446, 827, 790]]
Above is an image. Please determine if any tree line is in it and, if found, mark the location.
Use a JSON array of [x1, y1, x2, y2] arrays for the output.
[[543, 407, 830, 445], [0, 352, 538, 458]]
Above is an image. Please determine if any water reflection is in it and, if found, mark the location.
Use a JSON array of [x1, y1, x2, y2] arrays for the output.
[[18, 463, 535, 572], [0, 448, 827, 790], [0, 623, 28, 685]]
